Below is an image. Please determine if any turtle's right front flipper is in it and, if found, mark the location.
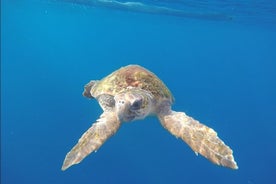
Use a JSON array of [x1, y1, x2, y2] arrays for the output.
[[62, 111, 121, 171], [158, 111, 238, 169]]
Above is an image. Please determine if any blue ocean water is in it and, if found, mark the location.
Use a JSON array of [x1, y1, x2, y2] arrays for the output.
[[2, 0, 276, 183]]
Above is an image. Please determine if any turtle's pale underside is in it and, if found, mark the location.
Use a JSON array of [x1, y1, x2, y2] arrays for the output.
[[62, 65, 238, 171]]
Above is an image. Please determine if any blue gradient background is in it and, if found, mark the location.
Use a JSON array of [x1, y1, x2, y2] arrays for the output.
[[2, 1, 276, 184]]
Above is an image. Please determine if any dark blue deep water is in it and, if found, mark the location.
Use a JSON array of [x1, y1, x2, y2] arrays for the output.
[[2, 0, 276, 183]]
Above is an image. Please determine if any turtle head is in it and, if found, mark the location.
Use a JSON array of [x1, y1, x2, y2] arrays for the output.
[[114, 88, 153, 122]]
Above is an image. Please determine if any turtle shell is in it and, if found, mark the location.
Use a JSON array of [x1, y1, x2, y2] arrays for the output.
[[90, 65, 174, 103]]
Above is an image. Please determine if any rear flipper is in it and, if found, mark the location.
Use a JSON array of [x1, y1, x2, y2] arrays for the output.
[[82, 80, 99, 98], [158, 111, 238, 169]]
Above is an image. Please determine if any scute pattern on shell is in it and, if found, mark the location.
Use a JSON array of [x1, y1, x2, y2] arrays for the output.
[[90, 65, 174, 103]]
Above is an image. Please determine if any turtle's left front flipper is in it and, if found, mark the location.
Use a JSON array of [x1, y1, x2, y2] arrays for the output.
[[62, 111, 121, 171], [158, 111, 238, 169]]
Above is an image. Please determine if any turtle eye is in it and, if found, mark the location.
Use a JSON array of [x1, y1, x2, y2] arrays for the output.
[[131, 100, 142, 110]]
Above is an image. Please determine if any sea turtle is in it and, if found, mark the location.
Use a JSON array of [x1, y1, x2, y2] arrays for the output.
[[62, 65, 238, 171]]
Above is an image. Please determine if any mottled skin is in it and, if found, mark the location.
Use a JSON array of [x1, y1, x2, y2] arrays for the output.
[[62, 65, 238, 171]]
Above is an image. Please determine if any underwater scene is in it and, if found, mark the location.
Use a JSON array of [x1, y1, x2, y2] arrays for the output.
[[2, 0, 276, 183]]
